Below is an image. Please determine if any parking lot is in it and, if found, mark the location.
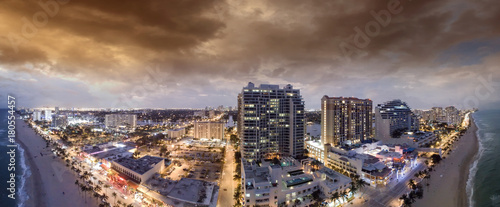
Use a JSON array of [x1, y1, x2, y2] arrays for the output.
[[165, 160, 222, 183]]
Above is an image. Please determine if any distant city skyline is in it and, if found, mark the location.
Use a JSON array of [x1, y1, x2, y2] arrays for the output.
[[1, 0, 499, 110]]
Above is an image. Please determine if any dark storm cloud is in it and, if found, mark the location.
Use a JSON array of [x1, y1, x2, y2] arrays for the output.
[[0, 0, 499, 109]]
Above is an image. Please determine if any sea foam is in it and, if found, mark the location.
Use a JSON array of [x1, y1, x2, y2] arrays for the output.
[[466, 115, 483, 207], [17, 145, 31, 207], [491, 194, 500, 206]]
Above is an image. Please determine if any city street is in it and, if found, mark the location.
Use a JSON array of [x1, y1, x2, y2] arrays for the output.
[[348, 162, 425, 207], [74, 155, 140, 206], [217, 135, 236, 207]]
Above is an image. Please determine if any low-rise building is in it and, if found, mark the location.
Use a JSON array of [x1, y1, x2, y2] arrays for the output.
[[305, 140, 325, 163], [241, 157, 351, 207], [111, 155, 166, 183], [325, 145, 393, 186], [402, 131, 437, 147], [382, 131, 437, 148]]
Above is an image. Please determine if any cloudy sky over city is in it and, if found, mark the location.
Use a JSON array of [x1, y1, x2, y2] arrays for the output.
[[1, 0, 499, 109]]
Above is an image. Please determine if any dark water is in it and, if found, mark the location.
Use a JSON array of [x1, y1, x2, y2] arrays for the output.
[[469, 110, 500, 207], [0, 109, 30, 207]]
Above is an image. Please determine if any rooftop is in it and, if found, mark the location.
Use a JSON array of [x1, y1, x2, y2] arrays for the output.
[[377, 150, 402, 159], [114, 155, 164, 175], [306, 140, 324, 149], [92, 146, 134, 160], [285, 176, 313, 188], [167, 178, 216, 205], [322, 95, 372, 101], [244, 166, 270, 183], [169, 128, 185, 131]]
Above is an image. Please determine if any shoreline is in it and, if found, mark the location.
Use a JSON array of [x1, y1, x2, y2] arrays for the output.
[[459, 117, 479, 207], [414, 117, 479, 207], [16, 135, 43, 207], [16, 119, 99, 207]]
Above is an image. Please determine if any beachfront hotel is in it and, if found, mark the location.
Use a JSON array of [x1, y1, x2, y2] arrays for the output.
[[237, 82, 305, 161], [304, 139, 419, 187], [241, 157, 351, 207], [324, 143, 415, 186], [321, 96, 373, 146], [375, 100, 419, 141]]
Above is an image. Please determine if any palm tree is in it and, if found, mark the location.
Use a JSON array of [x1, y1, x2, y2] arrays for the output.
[[95, 185, 102, 193], [330, 192, 340, 205], [340, 190, 348, 203], [356, 178, 368, 197], [80, 185, 88, 203], [94, 192, 100, 202], [424, 174, 431, 191], [408, 179, 417, 190], [349, 182, 358, 201], [112, 192, 117, 205], [101, 194, 109, 202], [88, 185, 94, 193]]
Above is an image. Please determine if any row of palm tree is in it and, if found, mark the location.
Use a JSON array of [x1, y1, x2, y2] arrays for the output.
[[328, 176, 368, 206], [329, 190, 349, 206], [38, 129, 136, 207]]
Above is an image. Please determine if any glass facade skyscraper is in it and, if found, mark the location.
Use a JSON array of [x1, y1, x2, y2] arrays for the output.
[[375, 99, 419, 139], [238, 82, 305, 161]]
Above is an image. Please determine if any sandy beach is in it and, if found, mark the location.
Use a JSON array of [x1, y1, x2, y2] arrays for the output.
[[16, 119, 99, 207], [414, 118, 478, 207]]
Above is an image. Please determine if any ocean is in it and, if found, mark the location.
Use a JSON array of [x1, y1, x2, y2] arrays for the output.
[[0, 109, 30, 207], [468, 109, 500, 207]]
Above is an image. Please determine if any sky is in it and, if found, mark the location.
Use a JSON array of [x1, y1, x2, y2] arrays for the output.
[[0, 0, 499, 110]]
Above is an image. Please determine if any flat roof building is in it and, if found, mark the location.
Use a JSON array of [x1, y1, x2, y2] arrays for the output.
[[168, 127, 185, 140], [375, 100, 419, 141], [112, 155, 165, 183], [321, 96, 372, 146], [241, 157, 351, 207], [193, 121, 224, 140], [238, 82, 305, 161], [105, 113, 137, 129]]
